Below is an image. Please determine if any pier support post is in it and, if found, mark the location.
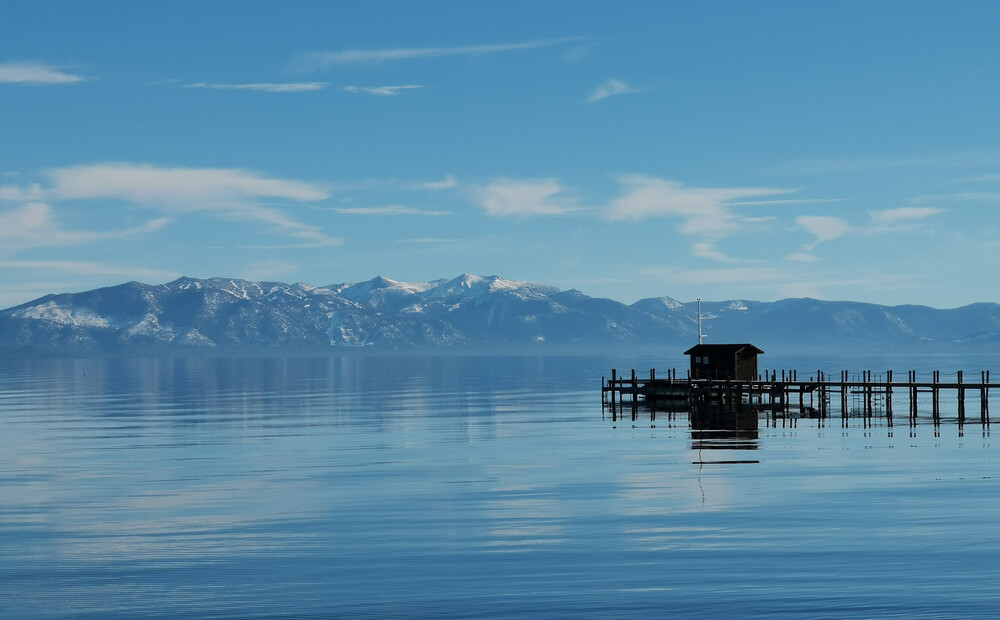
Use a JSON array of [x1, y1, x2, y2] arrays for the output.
[[610, 369, 617, 418], [932, 370, 940, 423], [841, 370, 848, 423], [958, 370, 965, 425], [982, 371, 989, 426], [887, 370, 895, 423]]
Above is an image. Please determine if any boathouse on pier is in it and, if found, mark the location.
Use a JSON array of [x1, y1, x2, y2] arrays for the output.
[[684, 343, 763, 380]]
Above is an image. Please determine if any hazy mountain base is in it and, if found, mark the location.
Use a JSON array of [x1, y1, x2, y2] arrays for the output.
[[1, 275, 998, 358]]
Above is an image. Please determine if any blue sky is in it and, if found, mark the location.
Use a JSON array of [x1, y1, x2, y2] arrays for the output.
[[3, 1, 1000, 309]]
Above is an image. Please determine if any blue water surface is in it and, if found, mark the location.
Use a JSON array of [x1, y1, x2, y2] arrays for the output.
[[2, 353, 1000, 618]]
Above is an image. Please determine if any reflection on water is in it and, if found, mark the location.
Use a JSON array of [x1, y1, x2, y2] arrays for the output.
[[4, 354, 1000, 618], [690, 404, 759, 453]]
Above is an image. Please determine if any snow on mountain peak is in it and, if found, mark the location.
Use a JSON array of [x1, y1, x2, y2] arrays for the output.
[[14, 301, 111, 328], [337, 276, 434, 302], [431, 274, 556, 299]]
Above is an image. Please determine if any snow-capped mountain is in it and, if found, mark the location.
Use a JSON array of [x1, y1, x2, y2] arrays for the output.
[[2, 274, 999, 355]]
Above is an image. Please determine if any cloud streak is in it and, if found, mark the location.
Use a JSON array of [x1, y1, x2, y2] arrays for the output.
[[796, 207, 942, 250], [869, 206, 943, 228], [3, 163, 341, 247], [0, 259, 178, 279], [587, 78, 633, 103], [182, 81, 328, 92], [473, 178, 577, 216], [344, 84, 424, 96], [0, 61, 86, 85], [795, 215, 851, 250], [330, 205, 450, 216], [293, 37, 586, 70], [0, 202, 170, 253], [608, 175, 794, 237]]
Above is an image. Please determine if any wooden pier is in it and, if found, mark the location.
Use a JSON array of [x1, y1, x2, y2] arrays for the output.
[[602, 367, 997, 426]]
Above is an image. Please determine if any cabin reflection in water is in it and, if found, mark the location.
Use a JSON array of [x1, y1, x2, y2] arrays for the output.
[[689, 402, 759, 451]]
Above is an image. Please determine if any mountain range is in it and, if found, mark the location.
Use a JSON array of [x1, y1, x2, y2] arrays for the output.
[[2, 274, 999, 356]]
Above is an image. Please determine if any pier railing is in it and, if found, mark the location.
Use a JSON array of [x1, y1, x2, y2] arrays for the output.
[[602, 367, 996, 426]]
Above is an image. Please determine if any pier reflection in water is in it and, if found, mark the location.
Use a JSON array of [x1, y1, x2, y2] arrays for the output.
[[604, 390, 760, 454]]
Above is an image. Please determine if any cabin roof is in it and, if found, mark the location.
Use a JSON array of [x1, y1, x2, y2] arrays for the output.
[[683, 343, 764, 356]]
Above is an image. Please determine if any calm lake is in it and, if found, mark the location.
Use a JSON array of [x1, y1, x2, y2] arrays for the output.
[[3, 352, 1000, 618]]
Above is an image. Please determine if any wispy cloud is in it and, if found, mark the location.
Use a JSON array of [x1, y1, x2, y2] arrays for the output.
[[473, 178, 577, 216], [0, 61, 86, 85], [691, 242, 737, 262], [0, 202, 170, 254], [394, 237, 456, 244], [46, 163, 329, 203], [796, 207, 942, 251], [292, 37, 586, 70], [418, 175, 457, 190], [182, 81, 328, 92], [945, 172, 1000, 185], [344, 84, 424, 96], [785, 252, 818, 262], [869, 206, 943, 228], [330, 205, 450, 216], [911, 191, 1000, 203], [795, 215, 851, 250], [0, 259, 178, 279], [587, 78, 634, 103], [608, 175, 794, 237], [3, 163, 340, 247]]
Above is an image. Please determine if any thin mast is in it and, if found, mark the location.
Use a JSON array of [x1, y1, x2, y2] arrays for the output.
[[697, 298, 705, 344]]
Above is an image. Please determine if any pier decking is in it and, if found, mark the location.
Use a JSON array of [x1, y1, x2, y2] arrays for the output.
[[603, 367, 997, 426]]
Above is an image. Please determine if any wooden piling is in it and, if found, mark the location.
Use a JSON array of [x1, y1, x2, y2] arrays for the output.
[[932, 370, 940, 423], [958, 370, 965, 424]]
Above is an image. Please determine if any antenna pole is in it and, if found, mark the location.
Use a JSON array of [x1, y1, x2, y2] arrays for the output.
[[698, 298, 704, 344]]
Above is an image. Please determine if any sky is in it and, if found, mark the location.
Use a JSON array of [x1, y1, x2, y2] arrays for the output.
[[3, 1, 1000, 309]]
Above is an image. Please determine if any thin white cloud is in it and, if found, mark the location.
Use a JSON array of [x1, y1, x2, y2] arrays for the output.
[[418, 175, 457, 190], [0, 182, 45, 201], [6, 163, 340, 246], [292, 37, 586, 70], [944, 172, 1000, 185], [344, 84, 424, 96], [794, 207, 942, 252], [795, 215, 851, 250], [785, 252, 818, 262], [0, 61, 85, 85], [331, 205, 450, 216], [869, 206, 943, 227], [608, 175, 794, 237], [395, 237, 456, 244], [691, 242, 736, 262], [911, 191, 1000, 203], [729, 198, 843, 206], [587, 78, 633, 103], [0, 202, 170, 253], [0, 259, 178, 279], [473, 178, 576, 217], [47, 163, 329, 203], [182, 81, 328, 92]]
